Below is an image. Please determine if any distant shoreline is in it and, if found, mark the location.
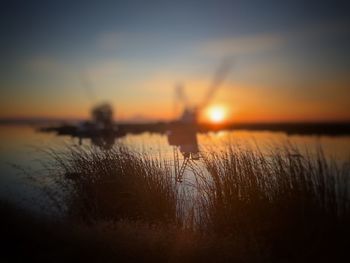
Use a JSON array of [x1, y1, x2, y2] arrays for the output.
[[2, 118, 350, 136], [122, 122, 350, 136]]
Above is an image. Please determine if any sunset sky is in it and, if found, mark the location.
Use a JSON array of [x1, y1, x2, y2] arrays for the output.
[[1, 0, 349, 123]]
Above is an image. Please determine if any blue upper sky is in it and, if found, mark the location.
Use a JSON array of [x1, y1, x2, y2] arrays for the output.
[[2, 0, 348, 56]]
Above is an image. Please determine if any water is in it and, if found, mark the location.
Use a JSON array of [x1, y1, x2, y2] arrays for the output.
[[1, 125, 350, 211]]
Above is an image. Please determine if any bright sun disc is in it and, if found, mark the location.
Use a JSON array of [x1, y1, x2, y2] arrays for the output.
[[208, 106, 226, 123]]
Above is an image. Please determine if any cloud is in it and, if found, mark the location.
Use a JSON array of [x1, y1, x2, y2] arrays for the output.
[[200, 34, 285, 57], [96, 31, 160, 52], [84, 60, 120, 80], [200, 20, 350, 58], [25, 56, 67, 74], [97, 32, 127, 51], [296, 20, 350, 40], [24, 56, 123, 84]]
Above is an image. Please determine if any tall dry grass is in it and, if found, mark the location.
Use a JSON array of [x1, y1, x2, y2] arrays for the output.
[[194, 144, 350, 260], [33, 142, 350, 261], [45, 145, 182, 224]]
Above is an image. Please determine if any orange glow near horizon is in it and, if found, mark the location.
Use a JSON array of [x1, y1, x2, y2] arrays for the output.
[[1, 80, 350, 123]]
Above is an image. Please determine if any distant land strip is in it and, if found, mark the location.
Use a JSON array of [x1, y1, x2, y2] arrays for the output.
[[1, 118, 350, 136], [122, 122, 350, 136]]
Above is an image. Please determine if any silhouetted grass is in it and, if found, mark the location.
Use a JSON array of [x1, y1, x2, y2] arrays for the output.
[[45, 145, 182, 224], [195, 145, 350, 261], [9, 143, 349, 262]]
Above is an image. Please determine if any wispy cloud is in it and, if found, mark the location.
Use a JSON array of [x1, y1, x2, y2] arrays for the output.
[[24, 55, 123, 86], [200, 20, 350, 58], [25, 56, 68, 74], [295, 20, 350, 40], [84, 60, 120, 81], [200, 34, 285, 57], [97, 32, 128, 51]]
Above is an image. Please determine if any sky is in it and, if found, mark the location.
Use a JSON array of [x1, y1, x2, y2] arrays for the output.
[[1, 0, 349, 123]]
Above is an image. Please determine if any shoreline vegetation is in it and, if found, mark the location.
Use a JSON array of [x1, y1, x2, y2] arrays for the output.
[[1, 143, 350, 262], [1, 119, 350, 136]]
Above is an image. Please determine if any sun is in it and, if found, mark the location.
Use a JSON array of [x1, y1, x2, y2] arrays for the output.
[[207, 106, 226, 123]]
